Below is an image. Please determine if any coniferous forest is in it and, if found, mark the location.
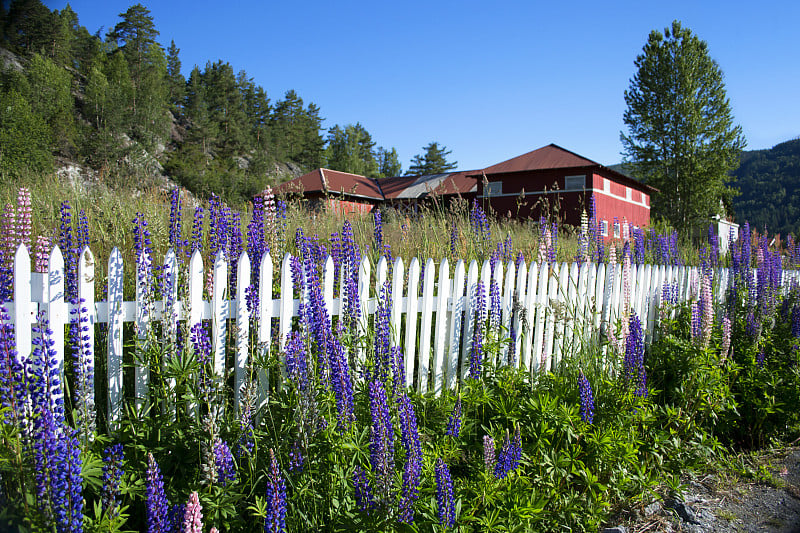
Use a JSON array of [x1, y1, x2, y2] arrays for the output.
[[0, 1, 428, 203]]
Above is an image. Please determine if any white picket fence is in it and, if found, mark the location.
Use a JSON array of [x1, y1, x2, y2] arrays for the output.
[[4, 244, 797, 427]]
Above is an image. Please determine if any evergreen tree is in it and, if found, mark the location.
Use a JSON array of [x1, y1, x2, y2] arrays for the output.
[[50, 5, 78, 68], [4, 0, 52, 54], [26, 53, 74, 153], [621, 20, 745, 232], [325, 123, 378, 177], [377, 146, 402, 178], [271, 90, 324, 171], [408, 141, 457, 175], [0, 88, 53, 175], [165, 39, 185, 112]]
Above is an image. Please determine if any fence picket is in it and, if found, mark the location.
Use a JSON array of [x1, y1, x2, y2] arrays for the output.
[[404, 258, 420, 387], [512, 261, 527, 367], [390, 258, 404, 349], [258, 253, 273, 408], [13, 245, 33, 363], [432, 258, 450, 395], [211, 251, 228, 379], [77, 246, 96, 424], [234, 251, 251, 414], [417, 258, 436, 393], [107, 248, 123, 426], [134, 249, 152, 411], [447, 260, 466, 389]]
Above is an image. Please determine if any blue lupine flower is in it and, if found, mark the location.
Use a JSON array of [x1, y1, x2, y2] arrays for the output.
[[494, 428, 522, 479], [288, 440, 304, 473], [578, 371, 594, 424], [102, 443, 124, 517], [146, 453, 170, 533], [449, 221, 458, 258], [189, 206, 204, 258], [352, 464, 374, 513], [623, 312, 647, 398], [214, 438, 236, 486], [284, 331, 309, 392], [265, 449, 287, 533], [373, 281, 393, 384], [397, 391, 422, 523], [0, 307, 25, 430], [59, 202, 78, 300], [445, 395, 462, 438], [168, 188, 182, 252], [468, 281, 486, 380], [329, 329, 355, 430], [368, 379, 394, 507], [373, 210, 383, 252], [435, 458, 456, 528]]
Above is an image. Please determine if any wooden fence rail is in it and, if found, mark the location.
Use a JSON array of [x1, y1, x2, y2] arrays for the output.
[[4, 244, 797, 426]]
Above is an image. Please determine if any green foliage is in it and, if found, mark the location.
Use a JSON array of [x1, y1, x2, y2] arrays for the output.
[[621, 20, 746, 233], [325, 123, 379, 178], [0, 88, 53, 176], [732, 138, 800, 236], [377, 146, 403, 178], [408, 142, 458, 176]]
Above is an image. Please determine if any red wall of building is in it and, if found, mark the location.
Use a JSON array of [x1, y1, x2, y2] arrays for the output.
[[326, 198, 374, 216]]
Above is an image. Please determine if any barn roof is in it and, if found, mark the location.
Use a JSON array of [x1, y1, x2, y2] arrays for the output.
[[381, 171, 478, 199], [274, 168, 384, 201], [471, 143, 657, 193]]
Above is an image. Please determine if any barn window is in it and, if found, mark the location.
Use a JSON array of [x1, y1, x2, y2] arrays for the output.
[[565, 175, 585, 190], [600, 220, 608, 237], [613, 221, 621, 238], [486, 181, 503, 196]]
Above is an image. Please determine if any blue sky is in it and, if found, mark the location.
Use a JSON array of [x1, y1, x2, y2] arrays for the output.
[[47, 0, 800, 171]]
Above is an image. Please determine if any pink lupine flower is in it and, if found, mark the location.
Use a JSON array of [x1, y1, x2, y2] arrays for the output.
[[183, 491, 203, 533], [721, 315, 732, 361], [34, 235, 51, 273], [16, 187, 32, 249]]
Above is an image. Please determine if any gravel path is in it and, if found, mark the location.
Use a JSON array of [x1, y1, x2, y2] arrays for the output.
[[605, 448, 800, 533]]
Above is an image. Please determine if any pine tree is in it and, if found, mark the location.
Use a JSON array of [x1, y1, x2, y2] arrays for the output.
[[377, 147, 402, 178], [621, 20, 745, 232], [165, 40, 185, 112], [325, 123, 378, 177], [408, 142, 457, 175]]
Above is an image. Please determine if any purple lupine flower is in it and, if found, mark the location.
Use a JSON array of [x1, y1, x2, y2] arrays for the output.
[[445, 395, 462, 438], [182, 491, 203, 533], [102, 443, 124, 517], [708, 225, 719, 267], [468, 281, 486, 380], [265, 449, 287, 533], [373, 210, 383, 253], [435, 458, 456, 528], [397, 391, 422, 523], [168, 189, 182, 251], [494, 430, 522, 479], [756, 349, 766, 368], [373, 281, 393, 385], [368, 379, 394, 508], [247, 196, 266, 312], [236, 396, 255, 458], [483, 435, 495, 472], [578, 371, 594, 424], [228, 212, 243, 296], [507, 322, 517, 367], [470, 201, 490, 242], [340, 220, 361, 331], [515, 251, 525, 269], [352, 465, 374, 513], [189, 206, 204, 258], [30, 313, 65, 425], [214, 438, 236, 486], [0, 307, 25, 430], [549, 222, 558, 264], [146, 453, 170, 533], [284, 331, 309, 391], [59, 202, 79, 300], [746, 310, 760, 339], [329, 330, 355, 430], [70, 298, 96, 438], [56, 428, 84, 531], [623, 312, 647, 397], [288, 439, 304, 473], [168, 504, 186, 533], [190, 323, 213, 400]]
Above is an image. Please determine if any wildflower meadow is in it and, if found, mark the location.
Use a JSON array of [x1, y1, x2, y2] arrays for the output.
[[1, 181, 799, 532]]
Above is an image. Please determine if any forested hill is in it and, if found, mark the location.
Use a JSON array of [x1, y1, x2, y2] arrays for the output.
[[0, 2, 405, 204], [731, 138, 800, 236]]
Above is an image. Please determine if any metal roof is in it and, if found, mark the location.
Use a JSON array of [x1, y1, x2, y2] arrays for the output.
[[273, 168, 384, 200], [475, 144, 598, 175]]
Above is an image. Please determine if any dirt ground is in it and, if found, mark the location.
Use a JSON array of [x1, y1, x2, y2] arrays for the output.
[[606, 447, 800, 533]]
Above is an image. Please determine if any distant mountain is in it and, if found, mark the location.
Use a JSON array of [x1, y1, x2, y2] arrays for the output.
[[731, 138, 800, 236], [608, 138, 800, 236]]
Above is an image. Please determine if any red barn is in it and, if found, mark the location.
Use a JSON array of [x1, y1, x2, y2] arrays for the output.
[[473, 144, 655, 238], [273, 168, 383, 216], [272, 144, 654, 236]]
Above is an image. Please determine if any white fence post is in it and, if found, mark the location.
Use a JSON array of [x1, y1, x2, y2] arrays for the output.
[[107, 248, 124, 427]]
